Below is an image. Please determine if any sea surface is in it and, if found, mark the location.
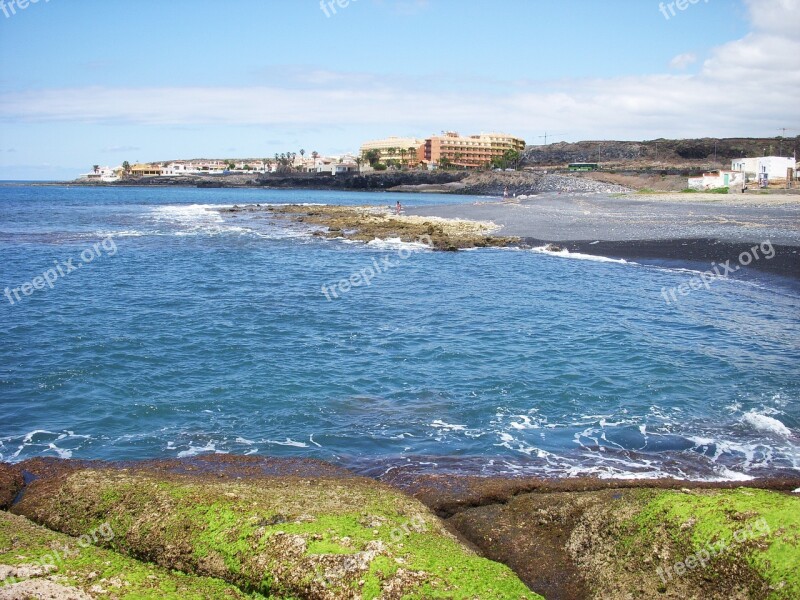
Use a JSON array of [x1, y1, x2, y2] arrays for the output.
[[1, 185, 799, 481]]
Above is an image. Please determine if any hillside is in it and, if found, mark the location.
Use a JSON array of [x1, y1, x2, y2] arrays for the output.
[[521, 136, 800, 170]]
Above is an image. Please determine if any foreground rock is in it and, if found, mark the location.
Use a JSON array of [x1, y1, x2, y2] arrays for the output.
[[0, 465, 21, 510], [11, 463, 538, 599], [0, 511, 266, 598], [448, 487, 799, 599]]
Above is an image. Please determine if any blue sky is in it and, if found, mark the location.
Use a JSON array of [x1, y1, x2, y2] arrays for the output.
[[0, 0, 796, 179]]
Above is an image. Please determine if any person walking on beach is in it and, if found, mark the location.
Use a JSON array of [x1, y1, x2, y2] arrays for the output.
[[396, 200, 402, 215]]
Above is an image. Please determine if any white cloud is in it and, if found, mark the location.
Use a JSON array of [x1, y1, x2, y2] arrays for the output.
[[669, 53, 697, 70], [1, 0, 797, 142]]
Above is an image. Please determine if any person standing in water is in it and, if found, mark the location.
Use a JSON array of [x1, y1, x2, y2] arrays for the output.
[[396, 200, 402, 215]]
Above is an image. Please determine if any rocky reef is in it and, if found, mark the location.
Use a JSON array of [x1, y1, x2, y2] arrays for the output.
[[2, 457, 799, 599], [5, 458, 537, 599], [219, 204, 519, 251]]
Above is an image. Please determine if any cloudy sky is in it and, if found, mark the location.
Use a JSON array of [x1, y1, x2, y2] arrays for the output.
[[0, 0, 797, 179]]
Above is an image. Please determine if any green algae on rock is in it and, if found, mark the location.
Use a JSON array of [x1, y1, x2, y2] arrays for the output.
[[13, 468, 540, 599], [219, 204, 519, 251], [447, 487, 800, 600], [0, 511, 270, 599]]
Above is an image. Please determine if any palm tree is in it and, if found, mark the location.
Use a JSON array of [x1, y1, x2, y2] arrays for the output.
[[122, 161, 131, 175], [93, 165, 100, 174], [355, 157, 363, 173], [399, 148, 407, 169], [408, 147, 418, 168]]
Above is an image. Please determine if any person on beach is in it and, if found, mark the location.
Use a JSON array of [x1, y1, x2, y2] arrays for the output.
[[503, 186, 509, 200], [396, 200, 402, 215]]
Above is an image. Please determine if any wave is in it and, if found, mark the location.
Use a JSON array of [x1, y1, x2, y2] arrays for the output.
[[530, 245, 632, 265]]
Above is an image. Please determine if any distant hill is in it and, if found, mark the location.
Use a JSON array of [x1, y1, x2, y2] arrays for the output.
[[521, 137, 800, 169]]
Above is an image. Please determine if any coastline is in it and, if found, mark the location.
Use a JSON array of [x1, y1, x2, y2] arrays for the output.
[[3, 456, 799, 599]]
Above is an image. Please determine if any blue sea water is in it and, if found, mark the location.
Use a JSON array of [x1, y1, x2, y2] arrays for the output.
[[1, 185, 799, 481]]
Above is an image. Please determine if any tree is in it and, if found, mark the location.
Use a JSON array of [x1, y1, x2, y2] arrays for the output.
[[363, 149, 382, 167], [399, 148, 407, 168], [122, 161, 131, 175], [439, 157, 452, 170], [408, 147, 418, 168], [355, 157, 363, 173], [93, 165, 100, 174], [300, 149, 306, 158], [312, 151, 319, 160]]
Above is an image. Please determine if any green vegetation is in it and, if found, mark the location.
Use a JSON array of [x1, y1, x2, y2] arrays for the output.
[[708, 187, 730, 194], [627, 489, 800, 598], [15, 470, 540, 599], [0, 512, 269, 599]]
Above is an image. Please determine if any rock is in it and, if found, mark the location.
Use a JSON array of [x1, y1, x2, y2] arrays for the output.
[[0, 511, 267, 598], [11, 461, 540, 599], [448, 487, 800, 600], [0, 464, 22, 510]]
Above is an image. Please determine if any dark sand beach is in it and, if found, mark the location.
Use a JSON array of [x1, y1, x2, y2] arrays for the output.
[[409, 192, 800, 278]]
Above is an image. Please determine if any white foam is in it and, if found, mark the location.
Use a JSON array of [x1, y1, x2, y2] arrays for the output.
[[177, 442, 216, 458], [530, 246, 632, 265], [366, 237, 432, 252], [742, 411, 792, 438], [47, 443, 72, 459], [430, 420, 467, 431], [266, 438, 308, 448]]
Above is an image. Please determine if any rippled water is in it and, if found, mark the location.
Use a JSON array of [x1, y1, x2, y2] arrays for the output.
[[1, 185, 799, 481]]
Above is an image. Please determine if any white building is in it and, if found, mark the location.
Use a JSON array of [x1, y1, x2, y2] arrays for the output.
[[731, 156, 796, 182], [688, 170, 745, 191], [80, 165, 121, 182]]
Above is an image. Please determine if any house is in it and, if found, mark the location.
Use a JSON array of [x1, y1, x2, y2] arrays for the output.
[[80, 165, 121, 182], [130, 163, 162, 177], [688, 170, 745, 191], [731, 156, 796, 183]]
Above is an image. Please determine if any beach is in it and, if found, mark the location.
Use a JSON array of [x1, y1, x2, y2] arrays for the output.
[[408, 192, 800, 278]]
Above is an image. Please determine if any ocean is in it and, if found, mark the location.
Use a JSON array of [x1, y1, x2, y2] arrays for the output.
[[1, 185, 798, 481]]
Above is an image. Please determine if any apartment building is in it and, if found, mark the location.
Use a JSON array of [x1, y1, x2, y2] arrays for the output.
[[359, 137, 426, 166], [422, 132, 526, 168]]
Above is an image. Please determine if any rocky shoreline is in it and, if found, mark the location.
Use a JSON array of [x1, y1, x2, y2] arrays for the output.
[[65, 170, 633, 197], [2, 457, 799, 599]]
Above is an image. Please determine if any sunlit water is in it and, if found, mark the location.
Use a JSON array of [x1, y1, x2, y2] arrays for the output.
[[1, 185, 799, 481]]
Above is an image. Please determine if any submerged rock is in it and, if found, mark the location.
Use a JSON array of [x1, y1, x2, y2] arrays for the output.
[[10, 463, 539, 599]]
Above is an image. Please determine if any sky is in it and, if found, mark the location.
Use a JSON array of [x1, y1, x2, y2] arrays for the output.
[[0, 0, 797, 179]]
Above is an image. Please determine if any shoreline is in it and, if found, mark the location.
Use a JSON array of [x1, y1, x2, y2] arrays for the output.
[[3, 456, 799, 599]]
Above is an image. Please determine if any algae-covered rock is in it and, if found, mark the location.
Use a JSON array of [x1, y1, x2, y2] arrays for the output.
[[0, 464, 22, 510], [451, 486, 799, 599], [0, 511, 269, 599], [13, 468, 539, 599]]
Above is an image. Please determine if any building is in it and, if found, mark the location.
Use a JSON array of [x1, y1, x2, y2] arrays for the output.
[[130, 164, 162, 177], [80, 165, 122, 182], [731, 156, 796, 183], [688, 170, 745, 191], [421, 132, 526, 169], [360, 137, 426, 166]]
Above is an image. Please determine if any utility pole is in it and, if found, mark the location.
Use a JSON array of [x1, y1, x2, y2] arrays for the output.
[[777, 128, 797, 156], [538, 132, 564, 146]]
